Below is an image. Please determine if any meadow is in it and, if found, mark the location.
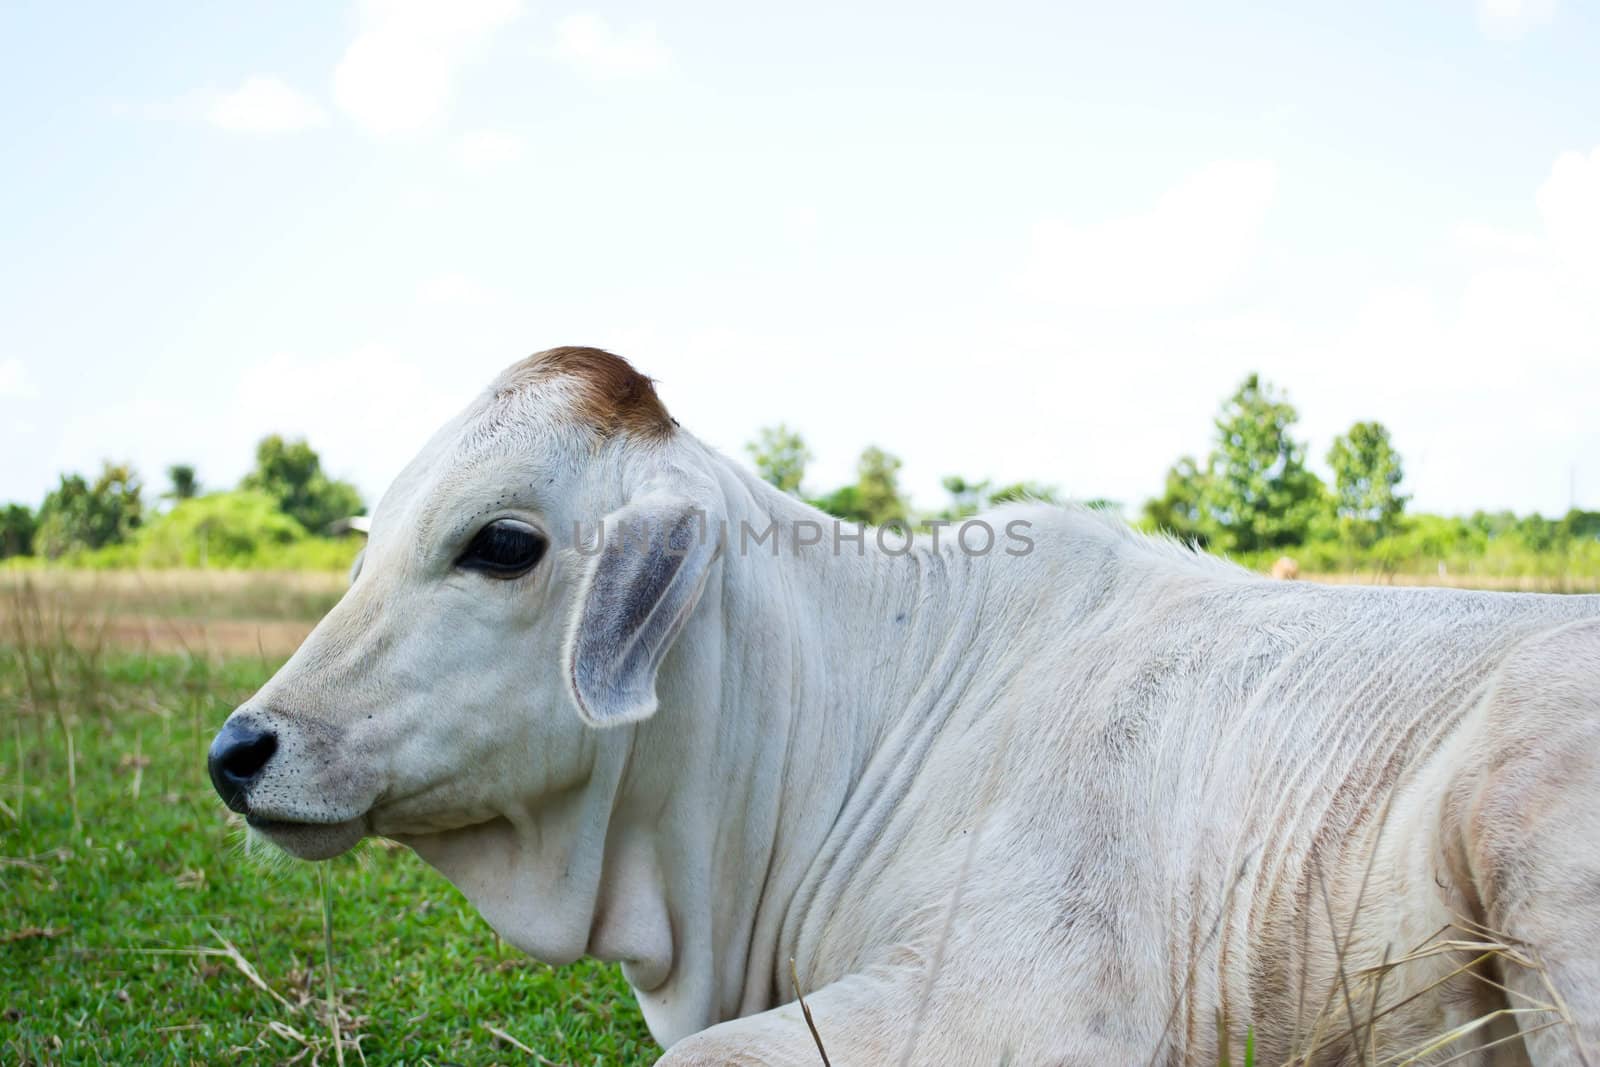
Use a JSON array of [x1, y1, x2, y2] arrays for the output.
[[1, 573, 658, 1066]]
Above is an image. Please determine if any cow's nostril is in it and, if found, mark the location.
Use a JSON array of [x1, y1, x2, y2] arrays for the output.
[[207, 720, 278, 812], [221, 732, 276, 779]]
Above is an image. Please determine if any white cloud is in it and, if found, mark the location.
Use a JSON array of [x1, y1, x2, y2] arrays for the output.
[[0, 358, 38, 400], [415, 273, 496, 306], [1021, 160, 1279, 309], [454, 128, 529, 172], [1476, 0, 1556, 40], [334, 0, 525, 137], [1450, 145, 1600, 356], [553, 14, 672, 81], [1536, 146, 1600, 285], [1452, 220, 1541, 258], [780, 204, 820, 245], [206, 76, 328, 134]]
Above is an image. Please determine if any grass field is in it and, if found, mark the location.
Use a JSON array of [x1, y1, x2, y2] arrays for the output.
[[1, 583, 659, 1066]]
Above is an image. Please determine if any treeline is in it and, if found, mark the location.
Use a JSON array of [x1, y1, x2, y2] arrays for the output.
[[0, 436, 365, 569], [749, 373, 1600, 580], [4, 373, 1597, 579]]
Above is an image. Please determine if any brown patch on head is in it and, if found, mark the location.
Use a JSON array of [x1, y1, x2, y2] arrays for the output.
[[497, 346, 675, 440]]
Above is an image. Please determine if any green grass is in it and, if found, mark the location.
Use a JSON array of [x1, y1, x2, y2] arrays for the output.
[[1, 647, 658, 1066]]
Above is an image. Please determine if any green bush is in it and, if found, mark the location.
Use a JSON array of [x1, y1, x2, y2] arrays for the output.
[[35, 491, 364, 572], [247, 534, 364, 571], [1225, 509, 1600, 582], [129, 491, 307, 566]]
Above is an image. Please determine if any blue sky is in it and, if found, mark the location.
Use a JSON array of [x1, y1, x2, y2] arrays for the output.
[[1, 0, 1597, 518]]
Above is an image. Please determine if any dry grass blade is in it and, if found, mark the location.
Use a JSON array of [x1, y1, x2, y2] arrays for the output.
[[129, 730, 143, 802], [1314, 861, 1369, 1067], [1523, 942, 1596, 1067], [1425, 1021, 1564, 1067], [61, 711, 81, 836], [11, 714, 22, 826], [205, 925, 298, 1012], [1379, 1006, 1549, 1066], [1, 925, 70, 943], [1311, 941, 1446, 1044], [1285, 911, 1594, 1067], [481, 1022, 569, 1066], [266, 1019, 314, 1047], [1294, 947, 1503, 1061], [1366, 942, 1391, 1063], [790, 957, 833, 1067], [319, 864, 346, 1067]]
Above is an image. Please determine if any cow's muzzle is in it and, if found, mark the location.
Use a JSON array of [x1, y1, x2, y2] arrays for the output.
[[207, 718, 278, 813]]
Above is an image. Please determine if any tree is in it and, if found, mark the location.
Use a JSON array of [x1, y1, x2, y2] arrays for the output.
[[745, 424, 812, 495], [0, 503, 36, 558], [240, 435, 364, 534], [165, 464, 200, 503], [34, 462, 145, 558], [1200, 374, 1326, 553], [1327, 421, 1407, 543], [1559, 508, 1600, 543], [812, 446, 909, 526], [937, 475, 992, 520], [1142, 375, 1327, 553], [853, 446, 908, 527], [1142, 456, 1209, 544]]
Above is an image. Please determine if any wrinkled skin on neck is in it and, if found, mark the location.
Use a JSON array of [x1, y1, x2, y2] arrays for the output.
[[391, 460, 947, 1041]]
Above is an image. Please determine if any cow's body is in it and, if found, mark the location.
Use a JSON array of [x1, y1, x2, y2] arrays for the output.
[[211, 349, 1600, 1065], [638, 469, 1600, 1064]]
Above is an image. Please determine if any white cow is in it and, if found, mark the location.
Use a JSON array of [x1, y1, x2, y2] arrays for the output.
[[210, 347, 1600, 1065]]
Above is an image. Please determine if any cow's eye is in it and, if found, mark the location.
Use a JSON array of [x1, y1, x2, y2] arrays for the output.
[[458, 519, 547, 578]]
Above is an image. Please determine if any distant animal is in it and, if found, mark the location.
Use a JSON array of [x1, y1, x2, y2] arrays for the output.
[[1271, 555, 1300, 580], [209, 347, 1600, 1064]]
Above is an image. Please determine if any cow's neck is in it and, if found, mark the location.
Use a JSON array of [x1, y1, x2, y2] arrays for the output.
[[617, 452, 979, 1044]]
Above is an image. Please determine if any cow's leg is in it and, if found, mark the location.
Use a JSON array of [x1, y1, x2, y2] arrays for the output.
[[655, 968, 918, 1067], [1445, 620, 1600, 1065], [656, 957, 1157, 1065]]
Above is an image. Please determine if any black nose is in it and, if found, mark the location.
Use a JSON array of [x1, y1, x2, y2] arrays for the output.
[[208, 719, 278, 813]]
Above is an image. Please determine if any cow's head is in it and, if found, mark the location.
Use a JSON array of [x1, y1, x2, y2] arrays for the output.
[[207, 347, 722, 963]]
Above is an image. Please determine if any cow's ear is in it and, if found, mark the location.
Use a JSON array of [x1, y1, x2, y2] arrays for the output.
[[562, 493, 719, 727]]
